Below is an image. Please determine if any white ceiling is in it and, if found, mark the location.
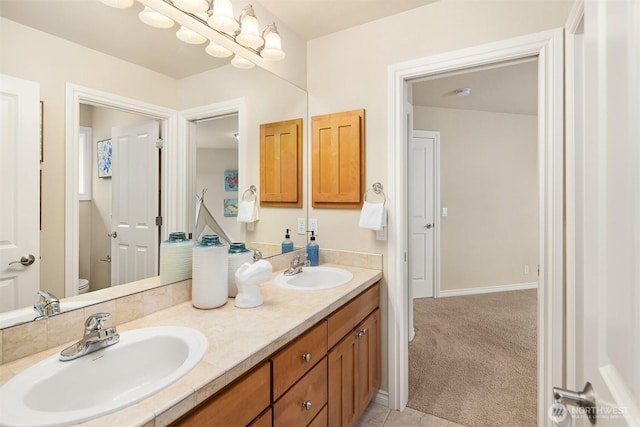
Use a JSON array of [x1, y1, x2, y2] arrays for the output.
[[412, 59, 538, 115], [0, 0, 435, 79], [196, 114, 239, 149]]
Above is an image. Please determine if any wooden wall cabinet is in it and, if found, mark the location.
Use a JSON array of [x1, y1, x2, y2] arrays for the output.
[[311, 109, 365, 209], [260, 118, 303, 207]]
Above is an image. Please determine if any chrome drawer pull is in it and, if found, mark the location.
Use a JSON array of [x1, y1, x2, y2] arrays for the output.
[[302, 400, 312, 410], [301, 353, 312, 362], [356, 328, 368, 338]]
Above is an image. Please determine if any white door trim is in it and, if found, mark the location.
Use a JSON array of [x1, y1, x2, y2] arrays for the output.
[[178, 98, 246, 235], [387, 29, 564, 426], [65, 84, 179, 298]]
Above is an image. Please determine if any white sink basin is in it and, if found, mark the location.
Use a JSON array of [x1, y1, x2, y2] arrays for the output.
[[275, 266, 353, 290], [0, 326, 208, 427]]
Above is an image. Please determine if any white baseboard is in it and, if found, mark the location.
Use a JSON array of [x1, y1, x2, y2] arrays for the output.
[[373, 390, 389, 407], [438, 281, 538, 297]]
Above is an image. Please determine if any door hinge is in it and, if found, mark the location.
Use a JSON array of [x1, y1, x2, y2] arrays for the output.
[[404, 252, 407, 262], [156, 216, 162, 226], [538, 264, 540, 277], [155, 138, 164, 149]]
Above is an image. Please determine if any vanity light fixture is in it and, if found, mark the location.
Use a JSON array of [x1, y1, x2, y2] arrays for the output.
[[176, 25, 207, 44], [138, 6, 175, 28], [99, 0, 287, 69], [230, 54, 255, 69]]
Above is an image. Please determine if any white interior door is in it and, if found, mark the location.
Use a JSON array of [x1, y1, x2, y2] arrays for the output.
[[409, 130, 437, 299], [569, 0, 640, 425], [0, 74, 40, 311], [110, 120, 159, 286]]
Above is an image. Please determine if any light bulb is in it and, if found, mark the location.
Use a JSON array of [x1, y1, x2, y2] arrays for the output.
[[231, 54, 255, 69], [261, 27, 285, 60], [205, 41, 233, 58], [138, 6, 174, 29], [208, 0, 239, 34], [176, 26, 206, 44], [236, 7, 264, 49], [172, 0, 209, 13]]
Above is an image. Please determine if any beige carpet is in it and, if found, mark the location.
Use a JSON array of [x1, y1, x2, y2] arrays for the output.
[[408, 289, 537, 427]]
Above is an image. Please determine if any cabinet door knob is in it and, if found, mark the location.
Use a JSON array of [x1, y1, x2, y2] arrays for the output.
[[301, 352, 312, 363], [302, 400, 312, 411], [356, 328, 368, 338]]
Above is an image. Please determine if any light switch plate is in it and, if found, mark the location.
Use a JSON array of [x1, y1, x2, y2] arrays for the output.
[[442, 207, 448, 217], [309, 218, 318, 234]]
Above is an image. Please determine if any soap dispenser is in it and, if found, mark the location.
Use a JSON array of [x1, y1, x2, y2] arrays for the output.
[[306, 231, 319, 266], [281, 228, 294, 253]]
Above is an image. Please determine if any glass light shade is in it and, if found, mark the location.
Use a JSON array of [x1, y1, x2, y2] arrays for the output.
[[261, 31, 285, 60], [172, 0, 208, 13], [230, 54, 255, 69], [176, 26, 206, 44], [208, 0, 239, 34], [138, 6, 174, 29], [205, 41, 232, 58], [236, 14, 264, 49], [98, 0, 134, 8]]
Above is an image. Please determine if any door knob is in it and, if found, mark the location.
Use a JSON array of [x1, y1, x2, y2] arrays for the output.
[[553, 382, 596, 424], [108, 232, 117, 238], [8, 254, 35, 266], [424, 224, 433, 229]]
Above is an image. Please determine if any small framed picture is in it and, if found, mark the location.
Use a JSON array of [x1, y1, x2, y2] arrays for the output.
[[224, 198, 238, 217], [224, 170, 238, 191], [97, 139, 112, 178]]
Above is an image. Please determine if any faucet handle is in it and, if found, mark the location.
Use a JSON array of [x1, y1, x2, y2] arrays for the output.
[[291, 254, 301, 266], [85, 313, 111, 332]]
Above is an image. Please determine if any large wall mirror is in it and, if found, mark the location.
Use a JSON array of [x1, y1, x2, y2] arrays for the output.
[[0, 3, 307, 329]]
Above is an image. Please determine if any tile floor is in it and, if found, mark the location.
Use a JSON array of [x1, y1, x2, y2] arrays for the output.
[[356, 402, 467, 427]]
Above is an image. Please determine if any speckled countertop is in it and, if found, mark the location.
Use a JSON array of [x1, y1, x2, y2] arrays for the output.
[[0, 264, 382, 427]]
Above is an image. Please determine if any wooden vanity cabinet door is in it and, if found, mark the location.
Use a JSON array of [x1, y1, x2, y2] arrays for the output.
[[328, 308, 381, 427], [172, 362, 270, 427], [311, 109, 365, 209], [327, 282, 379, 348]]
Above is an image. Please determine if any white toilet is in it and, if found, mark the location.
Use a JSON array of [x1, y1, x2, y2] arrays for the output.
[[78, 278, 90, 294]]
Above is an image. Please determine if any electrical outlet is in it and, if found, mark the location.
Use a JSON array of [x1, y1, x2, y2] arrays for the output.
[[376, 227, 387, 241], [297, 218, 306, 235], [246, 222, 254, 231], [309, 218, 318, 234], [524, 265, 529, 275]]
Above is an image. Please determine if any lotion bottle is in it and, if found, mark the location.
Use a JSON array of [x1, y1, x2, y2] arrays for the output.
[[281, 228, 294, 253], [306, 231, 319, 266]]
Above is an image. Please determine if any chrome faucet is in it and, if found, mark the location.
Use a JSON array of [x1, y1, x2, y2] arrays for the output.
[[33, 291, 60, 317], [284, 254, 309, 276], [59, 313, 120, 361]]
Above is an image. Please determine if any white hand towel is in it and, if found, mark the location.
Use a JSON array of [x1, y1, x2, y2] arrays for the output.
[[237, 199, 257, 223], [358, 201, 386, 230]]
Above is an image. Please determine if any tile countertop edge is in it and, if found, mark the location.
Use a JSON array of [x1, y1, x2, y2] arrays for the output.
[[0, 264, 383, 427]]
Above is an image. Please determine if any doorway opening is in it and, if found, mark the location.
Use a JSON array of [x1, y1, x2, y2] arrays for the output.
[[387, 30, 564, 424], [64, 83, 177, 299]]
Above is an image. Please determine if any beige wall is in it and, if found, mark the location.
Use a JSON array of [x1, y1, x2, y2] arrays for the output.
[[306, 0, 571, 391], [414, 106, 538, 291], [178, 65, 308, 249], [0, 17, 178, 298], [196, 148, 242, 242]]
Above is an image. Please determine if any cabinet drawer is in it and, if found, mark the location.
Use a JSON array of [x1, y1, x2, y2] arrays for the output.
[[272, 322, 327, 399], [327, 283, 379, 348], [173, 363, 270, 427], [250, 407, 272, 427], [308, 404, 328, 427], [273, 357, 328, 426]]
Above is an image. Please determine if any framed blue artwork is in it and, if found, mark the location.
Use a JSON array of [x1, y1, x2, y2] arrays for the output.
[[224, 199, 238, 217], [224, 170, 238, 191], [97, 139, 112, 178]]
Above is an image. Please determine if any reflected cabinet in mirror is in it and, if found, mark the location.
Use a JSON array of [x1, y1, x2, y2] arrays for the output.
[[0, 10, 307, 328]]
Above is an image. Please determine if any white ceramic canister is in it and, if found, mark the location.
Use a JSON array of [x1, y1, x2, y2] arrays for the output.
[[160, 232, 193, 285], [192, 235, 228, 309], [228, 242, 253, 297]]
